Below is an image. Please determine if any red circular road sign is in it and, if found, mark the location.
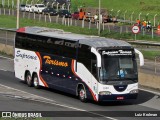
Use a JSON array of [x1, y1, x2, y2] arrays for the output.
[[132, 25, 140, 34]]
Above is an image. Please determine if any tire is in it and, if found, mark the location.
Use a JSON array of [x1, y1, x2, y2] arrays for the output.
[[25, 72, 32, 87], [33, 74, 40, 89], [78, 86, 87, 102]]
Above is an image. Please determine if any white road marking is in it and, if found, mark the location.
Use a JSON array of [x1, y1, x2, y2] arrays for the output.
[[0, 84, 117, 120], [0, 55, 13, 60], [0, 69, 7, 71], [139, 88, 160, 96]]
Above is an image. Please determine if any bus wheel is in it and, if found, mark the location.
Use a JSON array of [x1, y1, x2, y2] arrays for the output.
[[25, 72, 32, 87], [33, 74, 40, 89], [78, 86, 87, 102]]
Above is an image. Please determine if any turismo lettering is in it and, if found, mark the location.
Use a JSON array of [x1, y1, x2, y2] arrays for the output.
[[43, 56, 68, 67]]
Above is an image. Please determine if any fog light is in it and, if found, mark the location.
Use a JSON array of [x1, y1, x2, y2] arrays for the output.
[[130, 89, 138, 94], [99, 91, 112, 95]]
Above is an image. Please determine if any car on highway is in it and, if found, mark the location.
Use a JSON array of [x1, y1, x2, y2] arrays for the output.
[[19, 4, 26, 12], [32, 4, 46, 13], [58, 9, 71, 18], [42, 8, 58, 16], [71, 12, 79, 19], [25, 4, 33, 12]]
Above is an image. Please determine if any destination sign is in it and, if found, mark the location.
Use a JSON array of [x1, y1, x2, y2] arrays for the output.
[[102, 50, 132, 56]]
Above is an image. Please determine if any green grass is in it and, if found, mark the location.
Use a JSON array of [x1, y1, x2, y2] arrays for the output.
[[0, 15, 160, 60], [0, 15, 160, 42], [141, 50, 160, 60]]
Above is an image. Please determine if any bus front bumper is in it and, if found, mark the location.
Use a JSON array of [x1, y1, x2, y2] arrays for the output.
[[98, 93, 138, 101]]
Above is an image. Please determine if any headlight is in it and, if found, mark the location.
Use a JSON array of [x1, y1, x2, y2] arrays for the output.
[[99, 91, 112, 95], [129, 89, 138, 94]]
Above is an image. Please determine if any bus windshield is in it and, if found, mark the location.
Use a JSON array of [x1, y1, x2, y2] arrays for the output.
[[99, 49, 138, 81]]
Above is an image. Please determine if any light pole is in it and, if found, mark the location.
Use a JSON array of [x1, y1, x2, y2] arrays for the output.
[[146, 13, 149, 20], [98, 0, 101, 36], [26, 0, 29, 5], [131, 11, 134, 24], [67, 3, 70, 11], [8, 0, 9, 8], [116, 10, 120, 17], [37, 0, 40, 4], [154, 14, 157, 27], [17, 0, 20, 29], [124, 10, 127, 21], [139, 12, 141, 20], [57, 2, 59, 11], [46, 2, 49, 7], [12, 0, 14, 8], [62, 3, 65, 10], [110, 9, 113, 16], [52, 2, 55, 8]]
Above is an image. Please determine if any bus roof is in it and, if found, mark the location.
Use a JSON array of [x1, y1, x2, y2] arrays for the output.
[[17, 26, 132, 49]]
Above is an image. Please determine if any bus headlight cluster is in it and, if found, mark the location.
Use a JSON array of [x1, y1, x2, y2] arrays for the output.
[[99, 91, 112, 95], [129, 89, 138, 94]]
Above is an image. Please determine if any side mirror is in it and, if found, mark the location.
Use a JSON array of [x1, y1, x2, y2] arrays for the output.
[[134, 49, 144, 66]]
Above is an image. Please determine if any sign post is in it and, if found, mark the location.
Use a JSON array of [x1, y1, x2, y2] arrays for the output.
[[132, 25, 140, 40]]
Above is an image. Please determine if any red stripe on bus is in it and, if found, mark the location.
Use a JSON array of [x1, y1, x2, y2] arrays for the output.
[[36, 52, 48, 88], [71, 60, 98, 102]]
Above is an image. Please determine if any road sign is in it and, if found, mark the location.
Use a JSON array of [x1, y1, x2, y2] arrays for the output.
[[132, 25, 140, 34]]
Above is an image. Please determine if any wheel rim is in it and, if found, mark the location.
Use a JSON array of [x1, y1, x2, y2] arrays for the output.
[[33, 77, 38, 87], [79, 89, 85, 100], [27, 75, 31, 84]]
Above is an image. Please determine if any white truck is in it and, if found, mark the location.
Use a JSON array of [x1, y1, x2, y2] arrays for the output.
[[32, 4, 46, 13]]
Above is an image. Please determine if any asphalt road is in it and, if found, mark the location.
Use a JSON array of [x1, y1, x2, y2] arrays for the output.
[[0, 56, 160, 120]]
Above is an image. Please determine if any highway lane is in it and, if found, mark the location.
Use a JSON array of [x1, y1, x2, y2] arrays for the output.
[[0, 56, 160, 120]]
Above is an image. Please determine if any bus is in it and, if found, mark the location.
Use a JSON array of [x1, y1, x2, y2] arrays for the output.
[[14, 26, 144, 102]]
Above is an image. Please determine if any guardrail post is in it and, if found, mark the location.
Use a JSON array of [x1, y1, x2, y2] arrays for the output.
[[34, 13, 35, 20], [4, 8, 5, 15], [64, 18, 67, 26], [152, 28, 154, 39], [89, 20, 91, 29], [120, 26, 122, 34], [12, 9, 14, 16], [39, 14, 41, 21], [49, 14, 51, 23], [68, 18, 70, 26], [45, 14, 46, 22], [102, 22, 104, 30], [56, 15, 59, 23], [108, 25, 110, 33], [70, 18, 72, 26], [23, 11, 25, 18], [5, 31, 8, 46], [155, 57, 157, 74], [82, 18, 84, 28], [75, 19, 77, 26], [126, 26, 128, 33], [9, 9, 10, 15], [28, 12, 30, 19], [62, 16, 65, 25]]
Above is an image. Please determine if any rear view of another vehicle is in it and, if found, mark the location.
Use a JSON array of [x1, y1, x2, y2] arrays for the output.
[[33, 4, 46, 13], [25, 5, 33, 12], [20, 4, 26, 12], [42, 8, 58, 16], [71, 12, 79, 19], [58, 10, 71, 18]]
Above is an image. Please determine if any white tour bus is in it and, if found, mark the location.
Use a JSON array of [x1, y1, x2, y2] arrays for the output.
[[14, 26, 144, 102]]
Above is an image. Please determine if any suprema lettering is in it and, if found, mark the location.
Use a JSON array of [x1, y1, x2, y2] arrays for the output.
[[16, 50, 37, 60]]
